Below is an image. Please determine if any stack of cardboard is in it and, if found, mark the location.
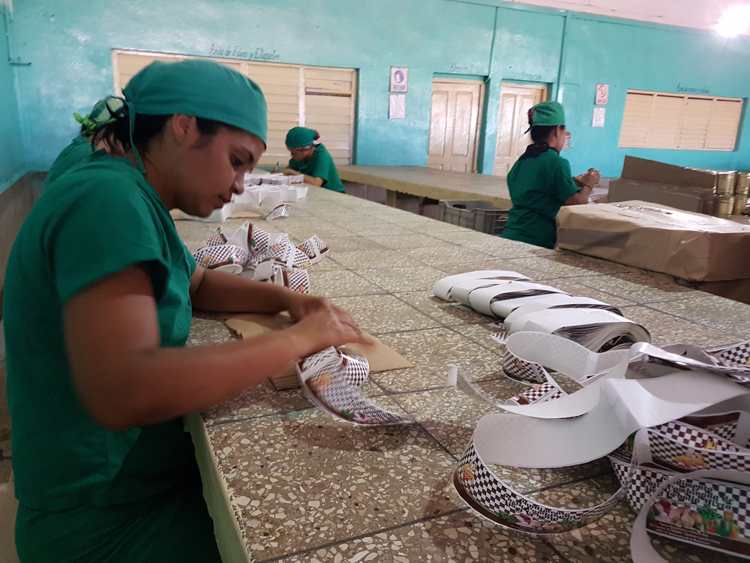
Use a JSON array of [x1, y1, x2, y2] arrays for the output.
[[608, 157, 717, 215], [557, 201, 750, 303]]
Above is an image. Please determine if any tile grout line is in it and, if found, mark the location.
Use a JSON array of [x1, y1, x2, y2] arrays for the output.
[[256, 507, 469, 563]]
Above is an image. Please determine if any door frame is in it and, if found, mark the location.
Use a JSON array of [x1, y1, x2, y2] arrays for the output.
[[428, 77, 486, 174], [494, 81, 548, 177]]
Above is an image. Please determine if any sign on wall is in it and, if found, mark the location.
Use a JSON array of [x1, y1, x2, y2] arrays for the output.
[[390, 66, 408, 93], [389, 94, 406, 119], [592, 107, 606, 128], [595, 83, 609, 106]]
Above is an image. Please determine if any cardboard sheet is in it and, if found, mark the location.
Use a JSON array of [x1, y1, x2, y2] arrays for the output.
[[224, 314, 414, 388], [608, 179, 714, 214], [557, 201, 750, 282]]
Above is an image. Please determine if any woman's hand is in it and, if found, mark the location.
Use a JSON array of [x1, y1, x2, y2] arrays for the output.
[[282, 168, 298, 176], [286, 293, 332, 322], [285, 303, 370, 358], [579, 168, 601, 187]]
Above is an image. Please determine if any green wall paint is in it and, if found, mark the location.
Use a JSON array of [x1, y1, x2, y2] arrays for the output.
[[560, 17, 750, 175], [0, 4, 25, 191], [5, 0, 750, 179]]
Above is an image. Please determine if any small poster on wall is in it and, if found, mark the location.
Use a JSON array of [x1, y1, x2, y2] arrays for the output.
[[389, 94, 406, 119], [390, 66, 408, 93], [592, 107, 606, 128], [595, 83, 609, 105]]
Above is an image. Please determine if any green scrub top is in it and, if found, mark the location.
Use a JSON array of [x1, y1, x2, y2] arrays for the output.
[[3, 153, 217, 560], [44, 135, 97, 187], [288, 144, 344, 192], [502, 146, 580, 249]]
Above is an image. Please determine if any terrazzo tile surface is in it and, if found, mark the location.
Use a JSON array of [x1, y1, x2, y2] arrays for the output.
[[580, 271, 699, 304], [503, 255, 611, 280], [405, 245, 494, 267], [450, 322, 504, 352], [648, 293, 750, 337], [365, 233, 449, 250], [618, 305, 743, 348], [321, 235, 385, 252], [203, 381, 311, 426], [393, 292, 486, 326], [432, 258, 528, 276], [282, 509, 563, 562], [373, 328, 503, 392], [329, 294, 441, 335], [308, 270, 386, 298], [175, 188, 741, 562], [330, 249, 417, 270], [544, 277, 637, 308], [207, 407, 458, 560], [357, 265, 446, 292]]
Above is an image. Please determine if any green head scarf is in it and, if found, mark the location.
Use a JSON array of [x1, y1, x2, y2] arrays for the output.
[[528, 101, 566, 127], [285, 126, 319, 149], [119, 59, 268, 170]]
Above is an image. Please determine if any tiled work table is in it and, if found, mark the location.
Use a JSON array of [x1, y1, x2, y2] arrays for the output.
[[338, 165, 512, 209], [177, 187, 747, 563]]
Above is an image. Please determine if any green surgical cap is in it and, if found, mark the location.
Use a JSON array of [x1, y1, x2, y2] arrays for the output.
[[123, 59, 268, 146], [529, 101, 566, 127], [285, 126, 318, 149]]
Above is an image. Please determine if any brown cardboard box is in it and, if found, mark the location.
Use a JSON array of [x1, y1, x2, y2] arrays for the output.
[[620, 156, 717, 190], [608, 156, 717, 215], [557, 201, 750, 282], [608, 179, 714, 214]]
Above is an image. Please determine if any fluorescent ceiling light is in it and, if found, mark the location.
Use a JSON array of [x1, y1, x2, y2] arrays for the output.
[[716, 4, 750, 37]]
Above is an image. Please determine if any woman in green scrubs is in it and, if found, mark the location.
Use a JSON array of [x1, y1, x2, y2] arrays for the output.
[[3, 60, 365, 562], [44, 98, 120, 186], [283, 126, 344, 192], [502, 101, 600, 249]]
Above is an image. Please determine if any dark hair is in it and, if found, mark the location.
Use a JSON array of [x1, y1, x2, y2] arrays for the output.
[[530, 125, 564, 144], [92, 112, 225, 154]]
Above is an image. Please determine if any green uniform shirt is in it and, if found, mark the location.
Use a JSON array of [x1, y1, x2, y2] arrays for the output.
[[44, 135, 97, 187], [502, 147, 580, 249], [288, 144, 344, 192], [3, 153, 197, 512]]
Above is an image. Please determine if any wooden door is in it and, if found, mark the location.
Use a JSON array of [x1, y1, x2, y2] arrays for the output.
[[494, 83, 546, 178], [427, 80, 483, 173]]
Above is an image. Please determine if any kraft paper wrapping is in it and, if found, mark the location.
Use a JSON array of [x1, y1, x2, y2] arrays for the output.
[[557, 201, 750, 282]]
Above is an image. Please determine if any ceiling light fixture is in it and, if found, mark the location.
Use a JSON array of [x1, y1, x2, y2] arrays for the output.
[[716, 4, 750, 37]]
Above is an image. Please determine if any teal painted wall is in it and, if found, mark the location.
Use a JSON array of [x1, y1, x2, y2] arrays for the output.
[[10, 0, 494, 170], [0, 4, 25, 191], [560, 16, 750, 176], [5, 0, 750, 177]]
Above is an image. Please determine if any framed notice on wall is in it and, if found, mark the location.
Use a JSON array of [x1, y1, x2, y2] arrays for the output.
[[389, 94, 406, 119], [595, 83, 609, 105], [390, 66, 408, 93]]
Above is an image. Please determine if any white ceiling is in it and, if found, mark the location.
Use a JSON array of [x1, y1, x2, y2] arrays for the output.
[[507, 0, 744, 33]]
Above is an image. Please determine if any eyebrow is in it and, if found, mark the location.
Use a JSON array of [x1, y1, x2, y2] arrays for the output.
[[233, 146, 254, 165]]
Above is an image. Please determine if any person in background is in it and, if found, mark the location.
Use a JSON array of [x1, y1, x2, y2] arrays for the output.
[[501, 101, 600, 249], [283, 126, 344, 192], [4, 59, 366, 562], [44, 98, 123, 186]]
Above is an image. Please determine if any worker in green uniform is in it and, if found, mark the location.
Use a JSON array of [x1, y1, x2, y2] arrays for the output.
[[44, 97, 123, 186], [502, 101, 600, 249], [283, 126, 344, 192], [3, 59, 366, 562]]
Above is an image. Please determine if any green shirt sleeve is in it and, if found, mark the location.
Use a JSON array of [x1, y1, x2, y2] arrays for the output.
[[48, 179, 170, 304], [554, 157, 581, 204], [308, 146, 344, 192]]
